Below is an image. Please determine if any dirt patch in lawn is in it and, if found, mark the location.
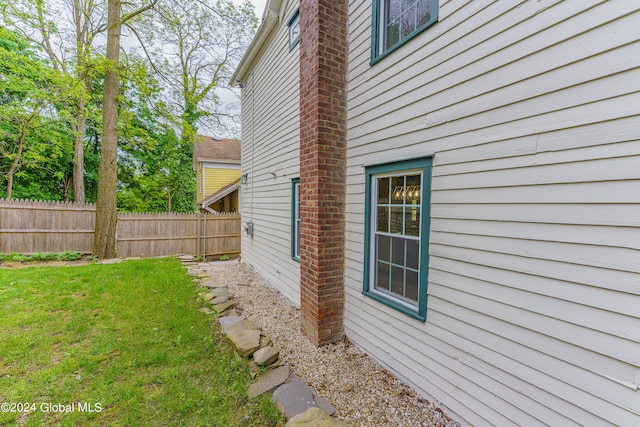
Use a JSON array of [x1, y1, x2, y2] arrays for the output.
[[0, 258, 95, 268]]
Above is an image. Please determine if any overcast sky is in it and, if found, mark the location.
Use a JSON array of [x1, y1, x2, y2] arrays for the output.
[[239, 0, 267, 22]]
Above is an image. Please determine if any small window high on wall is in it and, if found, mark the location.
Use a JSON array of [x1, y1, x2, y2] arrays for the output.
[[288, 10, 300, 51]]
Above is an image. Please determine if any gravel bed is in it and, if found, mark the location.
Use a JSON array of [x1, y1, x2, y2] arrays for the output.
[[204, 261, 462, 427]]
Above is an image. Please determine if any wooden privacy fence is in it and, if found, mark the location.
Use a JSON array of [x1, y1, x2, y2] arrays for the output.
[[0, 199, 241, 259], [116, 212, 241, 259]]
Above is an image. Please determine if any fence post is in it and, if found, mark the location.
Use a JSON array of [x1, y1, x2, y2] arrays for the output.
[[202, 213, 207, 260], [196, 213, 200, 258]]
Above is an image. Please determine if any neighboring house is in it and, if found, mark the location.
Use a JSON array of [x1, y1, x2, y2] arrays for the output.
[[193, 135, 241, 213], [232, 1, 640, 426]]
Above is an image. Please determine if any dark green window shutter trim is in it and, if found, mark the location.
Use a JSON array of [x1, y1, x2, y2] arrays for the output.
[[363, 156, 432, 321]]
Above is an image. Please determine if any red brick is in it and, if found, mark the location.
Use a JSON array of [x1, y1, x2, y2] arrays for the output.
[[299, 0, 348, 346]]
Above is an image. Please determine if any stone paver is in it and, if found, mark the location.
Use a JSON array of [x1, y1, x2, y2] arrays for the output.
[[187, 269, 207, 276], [268, 358, 285, 369], [260, 335, 273, 348], [208, 287, 230, 297], [247, 366, 290, 398], [226, 319, 261, 333], [212, 300, 235, 313], [285, 407, 352, 427], [272, 377, 316, 419], [211, 293, 232, 305], [226, 329, 261, 356], [253, 346, 279, 366], [314, 395, 336, 416], [201, 280, 227, 288], [201, 293, 215, 302], [218, 315, 245, 333]]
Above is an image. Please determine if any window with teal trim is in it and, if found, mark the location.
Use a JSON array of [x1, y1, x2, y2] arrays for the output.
[[291, 178, 300, 261], [288, 10, 300, 51], [363, 157, 431, 321], [372, 0, 438, 62]]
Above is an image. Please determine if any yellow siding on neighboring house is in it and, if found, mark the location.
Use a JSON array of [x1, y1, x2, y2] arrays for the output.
[[201, 168, 241, 201], [196, 163, 204, 201]]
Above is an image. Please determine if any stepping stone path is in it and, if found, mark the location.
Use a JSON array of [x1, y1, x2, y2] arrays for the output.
[[176, 254, 350, 426]]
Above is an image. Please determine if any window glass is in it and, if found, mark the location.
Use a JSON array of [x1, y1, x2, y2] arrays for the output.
[[365, 157, 431, 320], [292, 179, 301, 260], [372, 170, 422, 306], [374, 0, 438, 59], [288, 11, 300, 50]]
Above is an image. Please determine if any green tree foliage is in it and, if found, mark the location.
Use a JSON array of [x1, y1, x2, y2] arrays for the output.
[[138, 0, 256, 136], [132, 0, 258, 211], [97, 55, 190, 213], [0, 28, 76, 200], [3, 0, 107, 203], [0, 0, 257, 217]]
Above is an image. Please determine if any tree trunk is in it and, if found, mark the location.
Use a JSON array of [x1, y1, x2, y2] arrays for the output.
[[72, 101, 86, 203], [93, 0, 121, 259], [6, 120, 29, 200], [63, 174, 72, 201]]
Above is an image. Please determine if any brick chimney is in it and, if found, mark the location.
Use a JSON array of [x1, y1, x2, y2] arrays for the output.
[[298, 0, 348, 345]]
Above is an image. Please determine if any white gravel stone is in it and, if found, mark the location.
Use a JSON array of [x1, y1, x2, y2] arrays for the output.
[[204, 262, 462, 427]]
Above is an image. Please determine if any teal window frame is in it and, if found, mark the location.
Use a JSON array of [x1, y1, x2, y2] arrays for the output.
[[288, 9, 300, 51], [363, 157, 432, 321], [291, 178, 301, 261], [371, 0, 439, 65]]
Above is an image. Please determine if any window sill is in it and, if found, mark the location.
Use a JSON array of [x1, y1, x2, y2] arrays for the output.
[[362, 289, 426, 322]]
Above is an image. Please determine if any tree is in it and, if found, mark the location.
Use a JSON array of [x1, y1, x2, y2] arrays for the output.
[[92, 0, 156, 259], [113, 55, 182, 212], [3, 0, 107, 203], [0, 28, 75, 200], [132, 0, 257, 210]]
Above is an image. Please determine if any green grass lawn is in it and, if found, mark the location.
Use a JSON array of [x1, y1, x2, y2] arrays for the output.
[[0, 258, 284, 426]]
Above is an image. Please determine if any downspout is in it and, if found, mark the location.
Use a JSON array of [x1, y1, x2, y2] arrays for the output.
[[250, 71, 255, 225]]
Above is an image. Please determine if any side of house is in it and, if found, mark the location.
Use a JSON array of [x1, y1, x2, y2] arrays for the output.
[[194, 136, 241, 213], [233, 0, 640, 425], [235, 0, 302, 302], [344, 1, 640, 425]]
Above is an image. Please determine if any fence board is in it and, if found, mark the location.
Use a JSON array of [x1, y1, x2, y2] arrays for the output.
[[0, 199, 240, 259]]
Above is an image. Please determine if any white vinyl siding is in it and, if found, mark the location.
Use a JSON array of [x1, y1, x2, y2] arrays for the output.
[[345, 0, 640, 426], [240, 0, 301, 304]]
